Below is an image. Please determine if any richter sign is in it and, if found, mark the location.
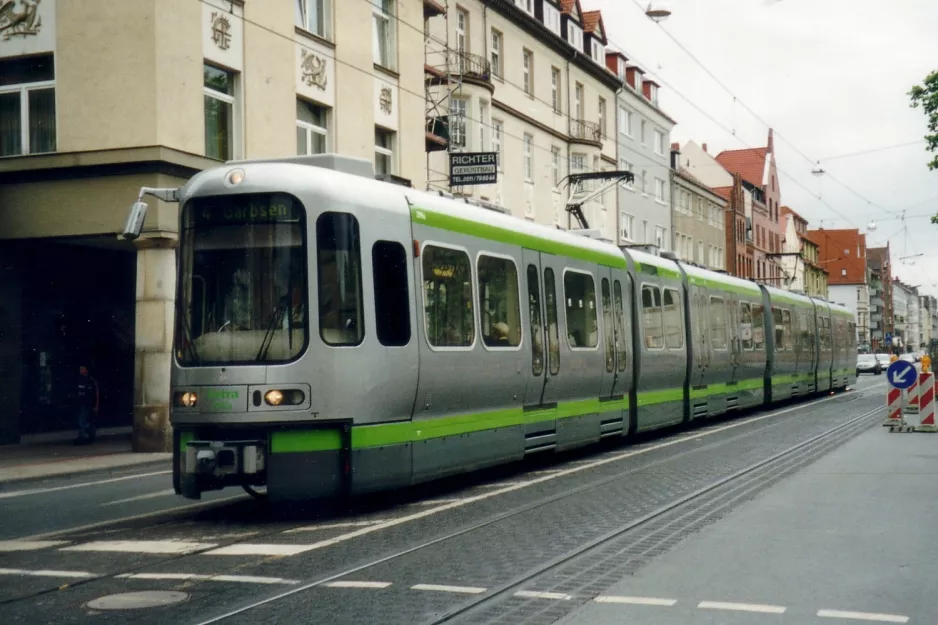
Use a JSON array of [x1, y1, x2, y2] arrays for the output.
[[449, 152, 498, 186]]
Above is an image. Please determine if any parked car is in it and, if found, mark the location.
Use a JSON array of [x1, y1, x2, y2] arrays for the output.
[[857, 354, 883, 376], [875, 353, 892, 369], [900, 353, 917, 364]]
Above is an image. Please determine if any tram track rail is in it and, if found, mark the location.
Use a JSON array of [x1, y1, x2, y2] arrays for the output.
[[186, 388, 883, 625]]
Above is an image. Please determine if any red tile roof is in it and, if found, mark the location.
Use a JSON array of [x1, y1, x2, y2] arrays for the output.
[[560, 0, 580, 16], [710, 186, 733, 202], [715, 147, 767, 188], [805, 228, 867, 285], [780, 205, 807, 225], [582, 10, 600, 32]]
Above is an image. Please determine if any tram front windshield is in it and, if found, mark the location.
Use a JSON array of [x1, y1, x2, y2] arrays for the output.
[[176, 192, 308, 365]]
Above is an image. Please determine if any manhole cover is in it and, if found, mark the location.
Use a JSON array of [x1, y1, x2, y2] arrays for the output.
[[87, 591, 188, 610]]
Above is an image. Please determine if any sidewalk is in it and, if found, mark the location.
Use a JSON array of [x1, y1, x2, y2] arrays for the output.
[[0, 436, 171, 486]]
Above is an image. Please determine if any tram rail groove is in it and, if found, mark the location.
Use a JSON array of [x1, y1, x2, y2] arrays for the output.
[[190, 394, 880, 625], [426, 405, 881, 625]]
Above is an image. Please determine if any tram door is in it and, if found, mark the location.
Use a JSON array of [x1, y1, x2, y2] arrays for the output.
[[726, 296, 741, 384], [521, 250, 560, 407]]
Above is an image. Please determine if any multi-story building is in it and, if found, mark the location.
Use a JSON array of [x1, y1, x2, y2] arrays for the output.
[[808, 228, 869, 345], [919, 295, 934, 349], [893, 279, 912, 352], [867, 244, 893, 351], [777, 207, 827, 297], [0, 0, 427, 447], [679, 141, 752, 278], [908, 288, 921, 350], [668, 145, 725, 270], [606, 52, 676, 249], [801, 232, 828, 298], [714, 130, 782, 287], [425, 0, 622, 240]]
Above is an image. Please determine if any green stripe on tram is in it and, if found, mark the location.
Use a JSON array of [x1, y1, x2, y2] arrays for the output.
[[689, 377, 764, 399], [271, 429, 343, 453], [410, 206, 627, 270]]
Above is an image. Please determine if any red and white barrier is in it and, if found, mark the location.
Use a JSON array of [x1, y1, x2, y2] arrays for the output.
[[916, 373, 937, 433], [904, 374, 920, 414], [885, 385, 905, 428]]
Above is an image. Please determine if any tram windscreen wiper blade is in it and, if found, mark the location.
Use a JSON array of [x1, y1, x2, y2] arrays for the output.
[[255, 296, 289, 362], [179, 301, 200, 364]]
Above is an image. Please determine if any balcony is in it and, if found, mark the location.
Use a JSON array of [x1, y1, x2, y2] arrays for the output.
[[568, 119, 602, 147], [425, 50, 493, 92]]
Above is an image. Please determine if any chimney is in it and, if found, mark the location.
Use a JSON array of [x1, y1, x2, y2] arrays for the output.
[[767, 128, 774, 153], [702, 142, 708, 153], [670, 144, 681, 170]]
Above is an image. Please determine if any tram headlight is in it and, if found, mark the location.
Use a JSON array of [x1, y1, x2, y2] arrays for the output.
[[175, 391, 198, 407], [265, 390, 284, 406], [263, 389, 305, 406], [225, 168, 245, 186]]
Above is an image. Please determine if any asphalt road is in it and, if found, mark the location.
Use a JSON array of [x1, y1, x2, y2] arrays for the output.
[[2, 373, 918, 625]]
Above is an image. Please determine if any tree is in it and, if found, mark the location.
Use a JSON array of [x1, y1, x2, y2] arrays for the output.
[[909, 70, 938, 172]]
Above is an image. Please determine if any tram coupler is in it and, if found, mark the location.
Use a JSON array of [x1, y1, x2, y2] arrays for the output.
[[180, 439, 267, 499]]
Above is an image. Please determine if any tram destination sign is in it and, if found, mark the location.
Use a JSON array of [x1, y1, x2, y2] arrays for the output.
[[449, 152, 498, 186]]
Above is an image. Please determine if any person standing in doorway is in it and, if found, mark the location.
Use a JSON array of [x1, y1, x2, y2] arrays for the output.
[[74, 365, 99, 445]]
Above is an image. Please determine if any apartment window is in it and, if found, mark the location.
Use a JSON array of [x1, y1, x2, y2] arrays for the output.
[[296, 99, 328, 155], [591, 39, 603, 64], [523, 133, 533, 181], [574, 83, 583, 120], [551, 146, 561, 187], [618, 107, 632, 136], [492, 119, 503, 170], [372, 0, 395, 68], [0, 54, 56, 156], [296, 0, 329, 38], [490, 29, 502, 78], [640, 120, 646, 145], [567, 23, 583, 50], [204, 63, 238, 161], [543, 2, 561, 35], [641, 170, 647, 195], [374, 127, 395, 175], [598, 97, 606, 137], [618, 158, 634, 189], [479, 101, 489, 150], [655, 226, 666, 250], [648, 83, 659, 104], [522, 50, 533, 95], [450, 98, 467, 149], [551, 67, 561, 113], [654, 178, 665, 203], [515, 0, 534, 15], [620, 212, 634, 240], [456, 8, 468, 54], [570, 153, 585, 175], [654, 129, 664, 155]]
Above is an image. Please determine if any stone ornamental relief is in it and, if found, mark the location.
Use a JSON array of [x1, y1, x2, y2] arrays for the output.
[[301, 49, 327, 90], [379, 87, 392, 114], [0, 0, 42, 40], [210, 11, 231, 51]]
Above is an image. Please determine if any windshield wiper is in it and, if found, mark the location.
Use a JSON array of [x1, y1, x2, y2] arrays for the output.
[[178, 301, 200, 364], [256, 295, 289, 362]]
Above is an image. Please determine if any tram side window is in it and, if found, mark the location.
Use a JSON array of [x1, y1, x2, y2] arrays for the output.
[[663, 288, 684, 350], [781, 309, 792, 351], [372, 241, 410, 347], [751, 303, 765, 350], [478, 254, 521, 348], [602, 279, 615, 371], [709, 296, 727, 349], [527, 265, 544, 376], [820, 317, 831, 351], [848, 322, 857, 349], [422, 245, 474, 347], [740, 303, 754, 350], [564, 271, 598, 348], [613, 280, 627, 372], [317, 212, 364, 346], [641, 285, 664, 349], [772, 307, 784, 350], [803, 312, 816, 353], [544, 268, 560, 374]]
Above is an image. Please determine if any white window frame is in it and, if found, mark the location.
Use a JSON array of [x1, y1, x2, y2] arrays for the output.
[[490, 29, 502, 78], [296, 0, 331, 39], [492, 119, 503, 171], [654, 129, 664, 155], [551, 146, 561, 188], [618, 107, 632, 137], [296, 99, 328, 155], [478, 100, 488, 151], [598, 97, 606, 137], [567, 23, 583, 50], [654, 177, 665, 204], [618, 159, 634, 189], [543, 3, 561, 35], [374, 126, 396, 176], [574, 83, 583, 120], [522, 49, 533, 95], [0, 70, 56, 157], [591, 38, 603, 64], [655, 226, 666, 250], [372, 0, 395, 69], [450, 97, 468, 150], [523, 133, 534, 181], [551, 67, 561, 113], [203, 64, 241, 161], [456, 8, 468, 54], [641, 170, 648, 195], [515, 0, 534, 15]]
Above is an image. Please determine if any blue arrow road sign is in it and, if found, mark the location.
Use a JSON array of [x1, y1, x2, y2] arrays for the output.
[[887, 359, 916, 390]]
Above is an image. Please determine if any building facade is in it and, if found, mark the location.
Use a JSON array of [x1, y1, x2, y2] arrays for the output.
[[0, 0, 427, 447], [669, 146, 725, 270], [808, 228, 869, 346], [607, 52, 676, 249], [866, 245, 892, 352], [778, 206, 827, 297], [425, 0, 622, 240], [892, 280, 912, 352]]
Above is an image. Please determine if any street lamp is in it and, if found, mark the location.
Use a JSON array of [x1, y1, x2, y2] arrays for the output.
[[645, 2, 672, 22]]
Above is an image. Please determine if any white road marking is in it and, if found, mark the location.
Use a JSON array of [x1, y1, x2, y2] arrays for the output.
[[0, 470, 172, 500], [409, 498, 467, 506], [61, 540, 216, 555], [0, 567, 97, 578], [476, 481, 528, 488], [116, 573, 298, 585], [0, 540, 70, 552], [100, 489, 176, 507], [325, 581, 392, 589], [698, 601, 786, 614], [284, 521, 388, 533], [514, 590, 573, 600], [595, 595, 677, 606], [817, 609, 909, 623], [411, 583, 487, 594], [204, 543, 315, 556]]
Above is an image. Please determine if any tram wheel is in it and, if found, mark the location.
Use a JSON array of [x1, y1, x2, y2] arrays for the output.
[[242, 484, 269, 501]]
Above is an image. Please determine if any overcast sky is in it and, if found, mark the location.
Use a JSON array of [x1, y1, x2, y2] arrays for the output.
[[589, 0, 938, 295]]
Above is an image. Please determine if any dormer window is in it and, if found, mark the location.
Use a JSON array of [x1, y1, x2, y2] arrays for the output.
[[514, 0, 533, 15], [591, 39, 603, 64], [542, 2, 560, 35], [617, 60, 626, 81], [567, 23, 583, 51], [648, 83, 659, 105]]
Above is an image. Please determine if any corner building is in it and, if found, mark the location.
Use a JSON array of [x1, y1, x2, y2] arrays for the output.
[[0, 0, 426, 447]]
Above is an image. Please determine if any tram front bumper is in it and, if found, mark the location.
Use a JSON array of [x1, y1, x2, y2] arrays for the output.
[[179, 439, 266, 499]]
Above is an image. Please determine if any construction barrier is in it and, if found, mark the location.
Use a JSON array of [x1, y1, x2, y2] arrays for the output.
[[885, 384, 906, 429], [916, 373, 937, 433], [904, 374, 920, 415]]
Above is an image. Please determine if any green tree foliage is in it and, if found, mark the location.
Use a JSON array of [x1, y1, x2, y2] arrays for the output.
[[909, 70, 938, 172]]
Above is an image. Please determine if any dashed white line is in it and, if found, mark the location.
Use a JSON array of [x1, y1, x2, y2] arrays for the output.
[[595, 595, 677, 606], [0, 567, 97, 578], [285, 520, 388, 533], [100, 489, 176, 507], [116, 573, 298, 585], [818, 609, 909, 623], [0, 540, 70, 552], [514, 590, 573, 600], [412, 583, 487, 594], [325, 581, 392, 589], [698, 600, 786, 614], [0, 470, 172, 500], [204, 543, 314, 556], [61, 540, 216, 555], [476, 481, 529, 488], [409, 498, 467, 506]]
